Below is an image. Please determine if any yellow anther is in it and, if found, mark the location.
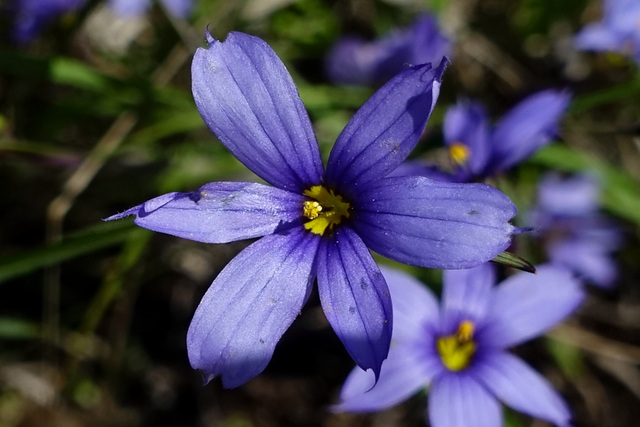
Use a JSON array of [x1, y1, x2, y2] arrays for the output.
[[436, 320, 477, 372], [457, 320, 475, 343], [302, 185, 351, 236], [449, 142, 470, 166], [303, 201, 322, 219]]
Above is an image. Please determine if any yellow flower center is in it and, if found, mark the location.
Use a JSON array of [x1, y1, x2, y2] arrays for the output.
[[302, 185, 351, 236], [449, 142, 471, 166], [436, 320, 477, 372]]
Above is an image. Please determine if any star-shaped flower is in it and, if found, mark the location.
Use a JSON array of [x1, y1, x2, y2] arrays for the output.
[[10, 0, 86, 44], [574, 0, 640, 66], [109, 0, 192, 18], [107, 31, 517, 388], [325, 14, 451, 86], [336, 264, 584, 427], [398, 90, 571, 183], [530, 173, 622, 288]]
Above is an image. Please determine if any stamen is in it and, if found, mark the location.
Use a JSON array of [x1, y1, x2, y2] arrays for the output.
[[302, 185, 351, 236], [436, 320, 477, 372], [449, 142, 470, 166], [303, 201, 322, 219], [457, 320, 475, 342]]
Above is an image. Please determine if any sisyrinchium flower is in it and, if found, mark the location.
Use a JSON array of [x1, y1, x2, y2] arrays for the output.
[[107, 31, 517, 388], [530, 173, 622, 288], [325, 14, 451, 86], [335, 263, 584, 427], [574, 0, 640, 66], [109, 0, 192, 18], [397, 90, 571, 183], [9, 0, 86, 44]]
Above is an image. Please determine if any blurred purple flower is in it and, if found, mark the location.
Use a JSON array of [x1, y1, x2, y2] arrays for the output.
[[398, 90, 571, 183], [10, 0, 86, 44], [107, 31, 518, 388], [574, 0, 640, 65], [336, 264, 583, 427], [531, 173, 622, 288], [325, 14, 451, 86], [109, 0, 192, 18]]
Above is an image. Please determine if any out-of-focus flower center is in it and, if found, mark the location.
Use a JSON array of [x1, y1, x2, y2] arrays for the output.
[[449, 142, 470, 166], [437, 320, 476, 371], [302, 185, 351, 235]]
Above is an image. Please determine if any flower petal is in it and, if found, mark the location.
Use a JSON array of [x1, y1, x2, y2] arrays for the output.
[[159, 0, 192, 18], [407, 14, 451, 67], [473, 352, 572, 426], [325, 36, 380, 85], [334, 342, 439, 413], [574, 24, 625, 52], [444, 99, 491, 178], [480, 264, 584, 349], [192, 31, 323, 192], [13, 0, 86, 44], [316, 227, 392, 379], [536, 173, 600, 217], [549, 238, 618, 289], [354, 176, 516, 268], [390, 160, 457, 182], [105, 182, 304, 243], [187, 227, 319, 388], [109, 0, 150, 17], [489, 89, 571, 173], [325, 59, 448, 193], [442, 263, 495, 333], [325, 14, 450, 87], [428, 373, 502, 427], [375, 14, 450, 85], [379, 266, 440, 340]]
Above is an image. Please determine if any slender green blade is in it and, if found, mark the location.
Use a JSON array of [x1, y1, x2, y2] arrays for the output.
[[491, 251, 536, 273], [0, 221, 135, 284]]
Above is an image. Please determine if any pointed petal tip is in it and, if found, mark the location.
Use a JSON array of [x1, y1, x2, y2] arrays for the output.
[[204, 26, 215, 46], [436, 56, 451, 76], [370, 365, 383, 388], [513, 226, 534, 235], [103, 206, 139, 222], [197, 369, 215, 386]]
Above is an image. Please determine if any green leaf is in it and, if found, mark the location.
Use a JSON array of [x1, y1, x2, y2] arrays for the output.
[[0, 49, 110, 91], [0, 221, 135, 284], [571, 77, 640, 114], [491, 251, 536, 273], [0, 317, 40, 339], [546, 337, 584, 379]]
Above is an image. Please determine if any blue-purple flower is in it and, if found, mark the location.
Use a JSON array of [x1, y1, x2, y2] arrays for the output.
[[107, 31, 517, 388], [531, 173, 622, 288], [574, 0, 640, 66], [336, 264, 583, 427], [400, 90, 571, 183], [109, 0, 192, 18], [325, 14, 451, 86], [9, 0, 86, 44]]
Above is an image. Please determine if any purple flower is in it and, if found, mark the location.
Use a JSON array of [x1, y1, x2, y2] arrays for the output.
[[107, 31, 517, 388], [9, 0, 86, 44], [109, 0, 192, 18], [399, 90, 571, 183], [448, 90, 572, 181], [336, 263, 583, 427], [325, 14, 451, 86], [574, 0, 640, 65], [531, 173, 622, 288]]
